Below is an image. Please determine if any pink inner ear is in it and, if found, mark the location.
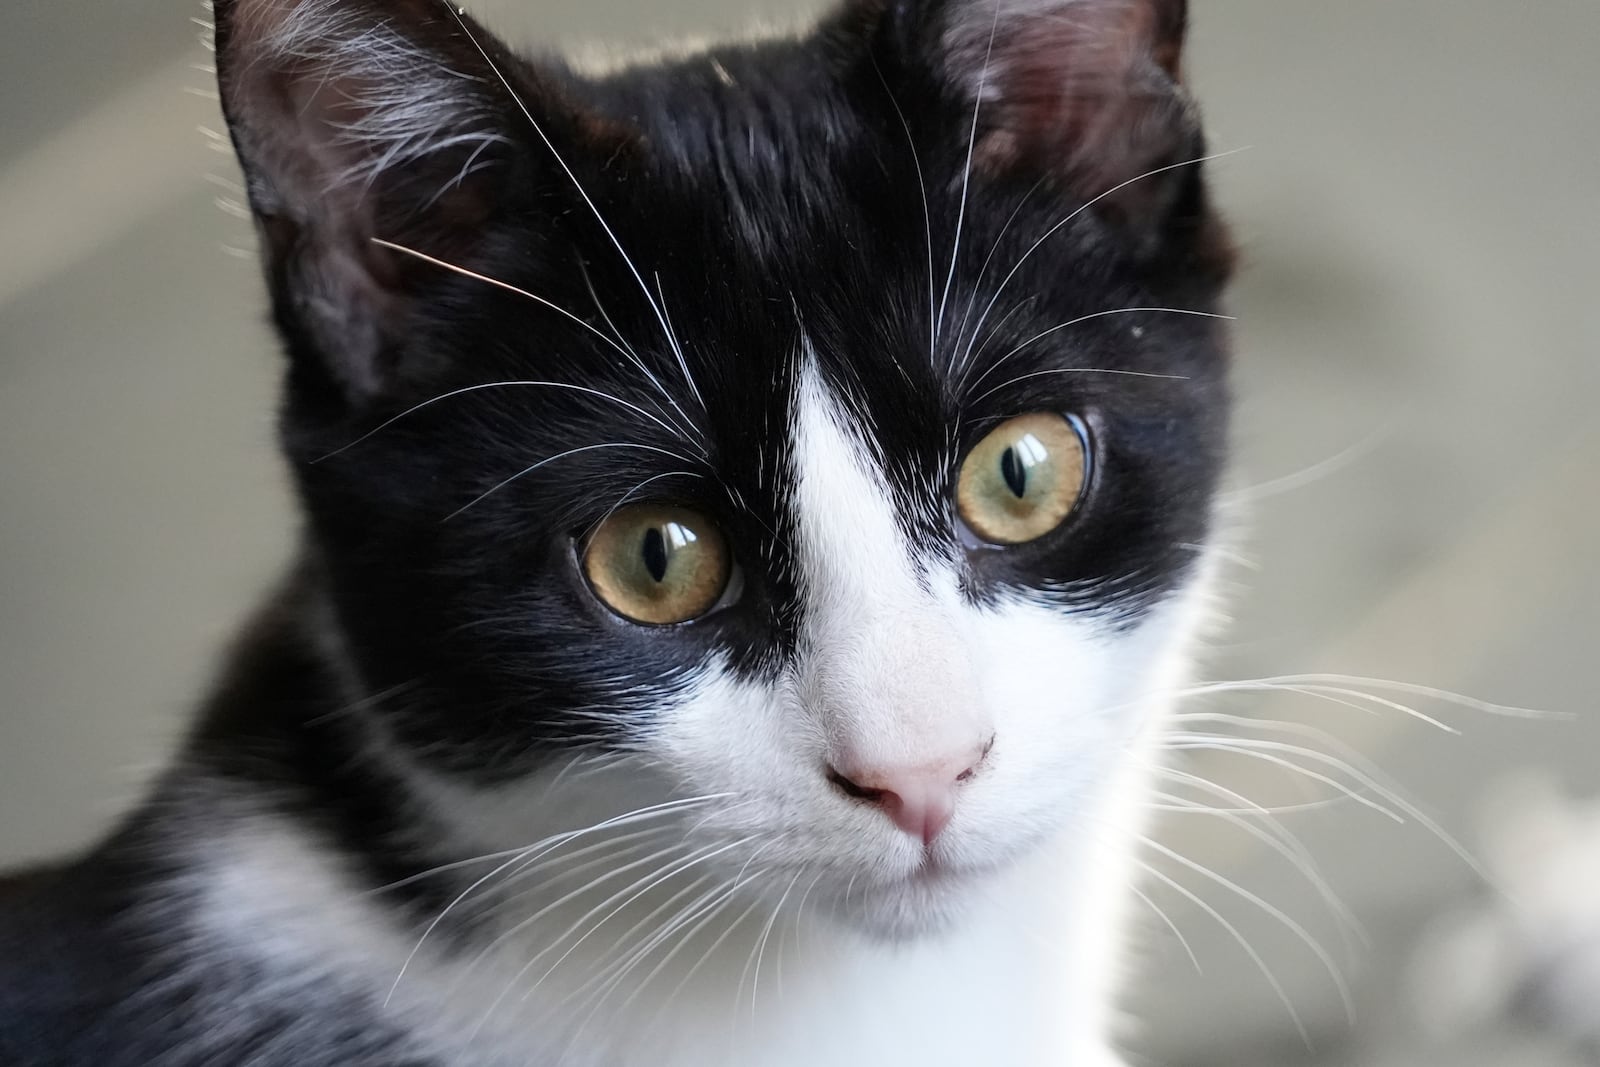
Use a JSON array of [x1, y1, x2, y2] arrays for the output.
[[951, 0, 1195, 213]]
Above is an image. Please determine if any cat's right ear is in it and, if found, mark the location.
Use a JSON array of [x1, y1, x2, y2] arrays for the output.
[[212, 0, 611, 404]]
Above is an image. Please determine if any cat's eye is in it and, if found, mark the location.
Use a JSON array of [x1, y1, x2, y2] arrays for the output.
[[956, 413, 1089, 545], [583, 505, 732, 625]]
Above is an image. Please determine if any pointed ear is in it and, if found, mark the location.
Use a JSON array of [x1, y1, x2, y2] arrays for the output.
[[903, 0, 1200, 232], [213, 0, 533, 402]]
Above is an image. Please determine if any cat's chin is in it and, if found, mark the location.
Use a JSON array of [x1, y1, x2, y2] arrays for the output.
[[826, 864, 990, 943]]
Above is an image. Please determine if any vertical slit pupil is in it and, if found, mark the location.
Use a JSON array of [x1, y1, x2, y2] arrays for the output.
[[642, 526, 669, 583], [1000, 447, 1028, 499]]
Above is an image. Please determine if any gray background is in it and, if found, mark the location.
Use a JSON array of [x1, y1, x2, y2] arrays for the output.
[[2, 1, 1597, 1064]]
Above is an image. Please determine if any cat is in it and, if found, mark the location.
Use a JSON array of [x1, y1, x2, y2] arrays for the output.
[[0, 0, 1234, 1063]]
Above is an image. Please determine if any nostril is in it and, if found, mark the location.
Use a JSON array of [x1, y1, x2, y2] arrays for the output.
[[827, 767, 888, 803]]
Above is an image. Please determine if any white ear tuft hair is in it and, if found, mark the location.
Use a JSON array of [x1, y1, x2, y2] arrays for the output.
[[212, 0, 527, 400], [217, 0, 511, 215]]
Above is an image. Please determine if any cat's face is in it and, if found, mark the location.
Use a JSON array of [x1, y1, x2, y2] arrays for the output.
[[215, 0, 1231, 938]]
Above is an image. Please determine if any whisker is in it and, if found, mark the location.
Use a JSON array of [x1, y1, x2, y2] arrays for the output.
[[1151, 784, 1365, 950], [1160, 733, 1406, 824], [659, 862, 775, 1017], [469, 836, 753, 1037], [1165, 730, 1491, 885], [968, 365, 1190, 406], [935, 3, 1001, 343], [962, 307, 1231, 398], [870, 55, 936, 361], [743, 867, 805, 1023], [444, 442, 699, 521], [370, 238, 643, 378], [1133, 855, 1312, 1048], [1142, 834, 1355, 1026], [775, 869, 826, 1006], [562, 872, 726, 1014], [961, 146, 1250, 369], [576, 256, 697, 438], [1221, 423, 1394, 508], [1129, 881, 1202, 974], [448, 836, 688, 1004], [316, 379, 698, 463], [467, 840, 703, 1039], [652, 269, 704, 411], [517, 836, 759, 1007], [383, 792, 728, 1005], [609, 876, 745, 1017], [951, 176, 1049, 372], [1190, 674, 1558, 722], [441, 3, 703, 410]]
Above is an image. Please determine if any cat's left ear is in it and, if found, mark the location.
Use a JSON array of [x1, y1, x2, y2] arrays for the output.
[[882, 0, 1201, 233]]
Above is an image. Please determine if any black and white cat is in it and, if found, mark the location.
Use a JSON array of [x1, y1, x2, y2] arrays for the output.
[[0, 0, 1235, 1063]]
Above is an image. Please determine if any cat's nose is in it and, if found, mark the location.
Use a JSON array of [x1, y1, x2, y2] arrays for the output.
[[827, 739, 992, 845]]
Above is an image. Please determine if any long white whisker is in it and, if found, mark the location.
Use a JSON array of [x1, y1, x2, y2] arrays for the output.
[[371, 238, 646, 383], [744, 868, 804, 1023], [1129, 881, 1202, 974], [466, 839, 708, 1035], [951, 177, 1049, 372], [660, 865, 773, 1017], [516, 836, 758, 1008], [1190, 674, 1557, 722], [1160, 734, 1405, 823], [1221, 424, 1393, 507], [935, 3, 1001, 343], [613, 877, 744, 1022], [566, 873, 727, 1015], [448, 838, 687, 1008], [969, 365, 1190, 405], [383, 792, 728, 1006], [1151, 785, 1365, 950], [444, 442, 698, 521], [1141, 834, 1355, 1024], [1134, 856, 1311, 1048], [652, 269, 704, 411], [870, 56, 937, 361], [1185, 681, 1458, 735], [441, 3, 703, 409], [963, 307, 1232, 398], [962, 146, 1250, 366], [317, 379, 696, 463]]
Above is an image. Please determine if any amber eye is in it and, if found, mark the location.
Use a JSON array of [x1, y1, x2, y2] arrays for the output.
[[956, 413, 1088, 545], [583, 505, 732, 624]]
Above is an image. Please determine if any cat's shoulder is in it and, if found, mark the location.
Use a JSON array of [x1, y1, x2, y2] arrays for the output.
[[0, 852, 166, 1066], [0, 840, 435, 1067]]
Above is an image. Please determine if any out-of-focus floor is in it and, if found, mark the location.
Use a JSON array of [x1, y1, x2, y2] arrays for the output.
[[2, 1, 1597, 1064]]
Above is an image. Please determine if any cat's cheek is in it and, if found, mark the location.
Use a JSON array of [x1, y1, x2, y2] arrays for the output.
[[949, 589, 1211, 848]]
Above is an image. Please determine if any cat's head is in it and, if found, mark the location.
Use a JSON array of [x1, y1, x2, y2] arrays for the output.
[[214, 0, 1233, 939]]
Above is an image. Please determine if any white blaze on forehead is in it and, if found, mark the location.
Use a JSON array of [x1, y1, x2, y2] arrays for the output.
[[787, 352, 990, 769]]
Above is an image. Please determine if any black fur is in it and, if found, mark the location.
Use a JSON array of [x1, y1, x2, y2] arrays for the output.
[[0, 0, 1232, 1061]]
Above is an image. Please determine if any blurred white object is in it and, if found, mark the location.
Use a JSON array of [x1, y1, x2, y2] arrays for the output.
[[1412, 772, 1600, 1057]]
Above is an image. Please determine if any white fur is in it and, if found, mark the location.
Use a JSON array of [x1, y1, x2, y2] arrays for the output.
[[190, 353, 1214, 1064], [231, 0, 509, 194]]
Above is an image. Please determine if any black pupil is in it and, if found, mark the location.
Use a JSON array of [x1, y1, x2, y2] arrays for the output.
[[641, 526, 669, 583], [1000, 447, 1028, 499]]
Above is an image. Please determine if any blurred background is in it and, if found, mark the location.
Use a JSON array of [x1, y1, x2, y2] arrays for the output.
[[2, 1, 1596, 1063]]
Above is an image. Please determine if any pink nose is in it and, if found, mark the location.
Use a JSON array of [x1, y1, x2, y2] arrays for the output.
[[827, 741, 991, 845]]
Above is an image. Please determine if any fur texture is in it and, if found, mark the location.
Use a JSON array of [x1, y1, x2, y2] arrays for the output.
[[0, 0, 1233, 1063]]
